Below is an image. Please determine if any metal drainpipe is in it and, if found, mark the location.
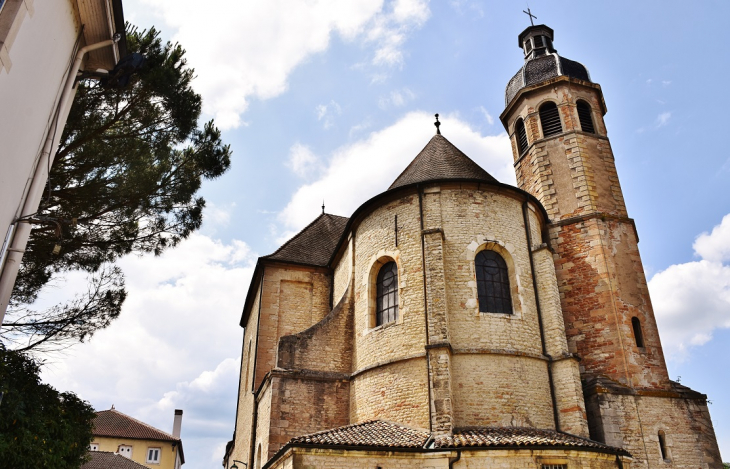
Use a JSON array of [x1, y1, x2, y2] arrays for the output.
[[448, 450, 461, 468], [0, 37, 119, 324], [522, 200, 561, 432]]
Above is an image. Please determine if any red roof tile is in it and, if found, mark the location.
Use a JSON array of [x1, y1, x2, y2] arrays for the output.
[[82, 451, 149, 469], [288, 420, 629, 456], [290, 420, 429, 448], [93, 409, 178, 442]]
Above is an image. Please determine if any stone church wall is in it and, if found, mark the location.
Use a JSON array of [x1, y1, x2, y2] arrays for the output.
[[332, 236, 351, 305]]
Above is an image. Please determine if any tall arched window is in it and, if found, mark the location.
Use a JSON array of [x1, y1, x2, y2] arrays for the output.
[[475, 251, 512, 314], [632, 317, 644, 348], [539, 101, 562, 137], [577, 100, 595, 134], [515, 118, 528, 155], [376, 261, 398, 326]]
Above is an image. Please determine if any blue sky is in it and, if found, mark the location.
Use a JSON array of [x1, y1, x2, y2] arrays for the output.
[[35, 1, 730, 467]]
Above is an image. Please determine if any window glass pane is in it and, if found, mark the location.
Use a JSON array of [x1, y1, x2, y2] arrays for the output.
[[376, 262, 399, 326], [475, 251, 512, 314]]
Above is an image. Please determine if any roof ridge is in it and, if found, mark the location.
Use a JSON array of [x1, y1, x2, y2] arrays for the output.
[[96, 409, 177, 441], [263, 213, 346, 260]]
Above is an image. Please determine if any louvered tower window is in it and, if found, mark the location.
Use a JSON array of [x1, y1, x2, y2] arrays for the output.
[[376, 261, 398, 326], [475, 251, 512, 314], [539, 102, 562, 137], [577, 100, 596, 134], [515, 118, 528, 155]]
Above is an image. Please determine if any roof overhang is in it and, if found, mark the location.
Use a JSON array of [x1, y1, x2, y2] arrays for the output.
[[75, 0, 127, 70]]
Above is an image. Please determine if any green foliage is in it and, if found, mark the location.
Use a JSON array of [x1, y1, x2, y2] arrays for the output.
[[0, 345, 95, 468], [3, 26, 230, 351]]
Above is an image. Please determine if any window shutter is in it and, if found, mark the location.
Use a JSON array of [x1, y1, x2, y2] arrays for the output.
[[577, 100, 595, 133], [515, 119, 528, 155], [539, 102, 562, 137]]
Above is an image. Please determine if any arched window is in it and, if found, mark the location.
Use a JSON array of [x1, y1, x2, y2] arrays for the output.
[[539, 102, 562, 138], [475, 251, 512, 314], [376, 261, 398, 326], [632, 317, 644, 348], [658, 430, 669, 461], [515, 118, 528, 155], [577, 100, 595, 134]]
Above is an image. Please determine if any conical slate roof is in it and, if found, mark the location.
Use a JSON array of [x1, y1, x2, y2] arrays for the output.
[[264, 213, 349, 266], [388, 134, 498, 190]]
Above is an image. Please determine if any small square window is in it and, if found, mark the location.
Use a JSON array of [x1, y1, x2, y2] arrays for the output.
[[90, 443, 99, 451], [147, 447, 161, 464], [542, 465, 566, 469], [118, 445, 133, 458]]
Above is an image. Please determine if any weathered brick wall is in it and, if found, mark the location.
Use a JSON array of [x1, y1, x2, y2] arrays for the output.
[[451, 353, 554, 429], [550, 217, 669, 389], [269, 447, 625, 469], [266, 373, 350, 460], [254, 265, 332, 390], [350, 357, 430, 429]]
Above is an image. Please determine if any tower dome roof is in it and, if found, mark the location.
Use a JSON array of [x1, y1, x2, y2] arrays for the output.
[[505, 24, 592, 106], [388, 134, 497, 190]]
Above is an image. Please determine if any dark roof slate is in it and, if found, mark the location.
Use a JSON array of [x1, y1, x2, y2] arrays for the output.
[[93, 409, 178, 442], [82, 451, 149, 469], [388, 134, 498, 190], [264, 213, 349, 267], [290, 420, 429, 448], [288, 420, 629, 455], [505, 54, 592, 106]]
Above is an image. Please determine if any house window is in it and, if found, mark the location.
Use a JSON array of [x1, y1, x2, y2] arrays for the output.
[[90, 443, 99, 451], [632, 317, 644, 348], [577, 100, 596, 133], [515, 118, 528, 155], [146, 447, 161, 464], [539, 102, 562, 137], [475, 250, 512, 314], [376, 261, 398, 326], [118, 445, 133, 458]]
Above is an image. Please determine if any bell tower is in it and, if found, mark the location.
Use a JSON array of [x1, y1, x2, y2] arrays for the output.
[[501, 24, 722, 467], [501, 23, 668, 391]]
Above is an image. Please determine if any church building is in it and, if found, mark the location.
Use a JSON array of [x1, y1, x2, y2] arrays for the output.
[[225, 24, 723, 469]]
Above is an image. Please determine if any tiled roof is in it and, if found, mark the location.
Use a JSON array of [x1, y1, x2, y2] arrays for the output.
[[288, 420, 629, 455], [93, 409, 178, 442], [436, 427, 628, 454], [388, 134, 498, 190], [290, 420, 429, 448], [264, 213, 349, 267], [82, 451, 149, 469]]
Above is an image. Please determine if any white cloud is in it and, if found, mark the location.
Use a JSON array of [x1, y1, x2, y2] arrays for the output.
[[378, 87, 416, 109], [139, 0, 430, 129], [38, 229, 255, 469], [479, 106, 495, 125], [656, 112, 671, 127], [279, 111, 514, 230], [316, 100, 342, 129], [694, 214, 730, 263], [650, 214, 730, 359], [287, 143, 322, 179]]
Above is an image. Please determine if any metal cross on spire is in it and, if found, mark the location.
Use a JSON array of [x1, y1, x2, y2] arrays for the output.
[[523, 7, 537, 26]]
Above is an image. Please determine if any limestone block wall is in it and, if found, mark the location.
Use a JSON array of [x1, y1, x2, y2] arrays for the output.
[[254, 264, 332, 390], [269, 447, 625, 469], [332, 236, 352, 305], [349, 357, 430, 429], [265, 373, 350, 461], [231, 285, 262, 467], [352, 195, 425, 372], [586, 390, 722, 469], [451, 353, 554, 428]]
